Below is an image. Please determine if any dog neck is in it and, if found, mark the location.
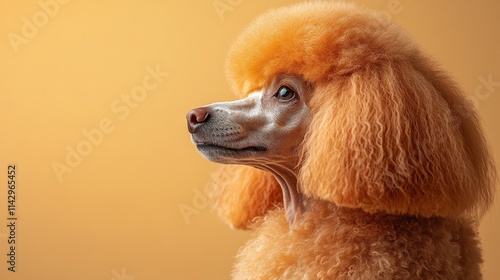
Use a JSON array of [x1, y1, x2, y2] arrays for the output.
[[258, 163, 305, 226]]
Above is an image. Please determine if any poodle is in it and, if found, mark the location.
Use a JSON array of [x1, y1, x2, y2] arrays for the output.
[[186, 2, 496, 279]]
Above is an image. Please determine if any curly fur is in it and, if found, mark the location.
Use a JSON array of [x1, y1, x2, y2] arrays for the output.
[[208, 1, 496, 279], [211, 165, 282, 229], [233, 201, 483, 279]]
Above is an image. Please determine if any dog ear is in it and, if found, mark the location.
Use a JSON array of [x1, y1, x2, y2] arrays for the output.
[[299, 59, 495, 218], [210, 165, 282, 229]]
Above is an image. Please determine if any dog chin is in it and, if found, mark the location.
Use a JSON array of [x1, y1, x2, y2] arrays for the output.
[[196, 144, 267, 163]]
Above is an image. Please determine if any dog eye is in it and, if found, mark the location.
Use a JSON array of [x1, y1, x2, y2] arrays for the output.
[[275, 86, 296, 102]]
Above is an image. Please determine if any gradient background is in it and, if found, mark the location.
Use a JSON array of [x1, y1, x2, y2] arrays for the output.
[[0, 0, 498, 279]]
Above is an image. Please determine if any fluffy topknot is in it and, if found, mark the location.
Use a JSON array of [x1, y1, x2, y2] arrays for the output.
[[226, 2, 415, 95]]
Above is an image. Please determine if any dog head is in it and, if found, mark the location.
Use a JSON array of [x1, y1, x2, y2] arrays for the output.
[[187, 74, 313, 168], [188, 2, 495, 228]]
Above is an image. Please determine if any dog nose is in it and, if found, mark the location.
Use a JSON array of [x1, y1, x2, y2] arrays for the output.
[[186, 107, 210, 133]]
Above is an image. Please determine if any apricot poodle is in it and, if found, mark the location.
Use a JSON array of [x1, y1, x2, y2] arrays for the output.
[[187, 2, 496, 279]]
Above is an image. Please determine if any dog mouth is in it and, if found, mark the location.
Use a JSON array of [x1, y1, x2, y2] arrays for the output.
[[196, 143, 267, 153]]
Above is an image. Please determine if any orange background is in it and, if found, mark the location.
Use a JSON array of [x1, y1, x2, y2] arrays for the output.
[[0, 1, 498, 279]]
